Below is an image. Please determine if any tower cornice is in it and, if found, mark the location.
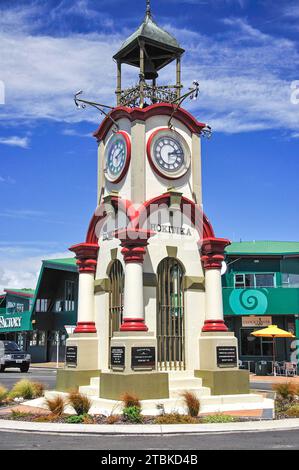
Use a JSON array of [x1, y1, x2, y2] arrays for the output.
[[93, 103, 206, 142]]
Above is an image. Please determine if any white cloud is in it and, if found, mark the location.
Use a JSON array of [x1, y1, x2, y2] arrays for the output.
[[0, 3, 298, 136], [0, 136, 30, 148], [0, 176, 16, 184], [0, 250, 71, 294]]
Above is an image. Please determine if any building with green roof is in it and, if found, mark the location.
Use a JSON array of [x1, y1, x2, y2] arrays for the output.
[[223, 241, 299, 371]]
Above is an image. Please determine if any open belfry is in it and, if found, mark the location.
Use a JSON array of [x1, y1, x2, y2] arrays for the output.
[[56, 1, 271, 414]]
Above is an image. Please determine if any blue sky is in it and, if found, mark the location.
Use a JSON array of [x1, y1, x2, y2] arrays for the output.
[[0, 0, 298, 291]]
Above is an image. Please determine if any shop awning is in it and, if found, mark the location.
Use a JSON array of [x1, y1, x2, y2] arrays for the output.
[[0, 310, 33, 333]]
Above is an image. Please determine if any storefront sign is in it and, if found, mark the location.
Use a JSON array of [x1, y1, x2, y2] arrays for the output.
[[131, 347, 156, 368], [216, 346, 237, 368], [111, 346, 125, 367], [0, 316, 21, 329], [66, 346, 77, 366], [242, 316, 272, 327]]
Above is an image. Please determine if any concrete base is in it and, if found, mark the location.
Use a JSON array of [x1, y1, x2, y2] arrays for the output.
[[199, 332, 239, 370], [110, 331, 156, 374], [99, 372, 169, 400], [195, 369, 250, 395], [56, 369, 100, 392], [65, 334, 98, 371]]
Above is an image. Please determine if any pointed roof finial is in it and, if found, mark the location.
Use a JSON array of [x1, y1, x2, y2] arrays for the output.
[[146, 0, 152, 18]]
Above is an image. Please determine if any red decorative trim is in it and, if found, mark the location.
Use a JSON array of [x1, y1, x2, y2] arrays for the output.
[[105, 131, 131, 184], [3, 290, 34, 298], [84, 195, 218, 248], [202, 320, 228, 333], [86, 197, 136, 244], [137, 193, 215, 240], [120, 318, 148, 332], [146, 127, 190, 181], [69, 243, 99, 273], [201, 237, 231, 269], [93, 103, 206, 142], [74, 322, 97, 334]]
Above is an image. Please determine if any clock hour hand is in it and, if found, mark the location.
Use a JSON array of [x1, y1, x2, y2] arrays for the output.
[[168, 151, 183, 157]]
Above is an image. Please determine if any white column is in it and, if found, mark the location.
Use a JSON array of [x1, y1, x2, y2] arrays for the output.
[[205, 268, 224, 322], [77, 272, 95, 325], [69, 242, 98, 334], [123, 262, 144, 320]]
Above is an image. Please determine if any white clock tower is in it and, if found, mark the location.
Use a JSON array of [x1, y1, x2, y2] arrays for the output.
[[57, 1, 256, 410]]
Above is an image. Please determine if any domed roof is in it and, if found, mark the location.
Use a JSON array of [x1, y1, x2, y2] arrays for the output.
[[113, 10, 184, 70]]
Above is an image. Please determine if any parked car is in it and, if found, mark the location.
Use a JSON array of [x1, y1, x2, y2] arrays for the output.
[[0, 341, 31, 372]]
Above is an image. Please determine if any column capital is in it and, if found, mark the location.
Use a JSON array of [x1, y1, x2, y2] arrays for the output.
[[69, 242, 99, 274], [115, 229, 154, 264], [200, 237, 230, 270]]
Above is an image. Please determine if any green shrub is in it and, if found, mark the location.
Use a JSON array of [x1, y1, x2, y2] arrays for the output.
[[285, 405, 299, 418], [9, 380, 36, 400], [121, 392, 141, 409], [181, 391, 200, 417], [123, 406, 143, 423], [66, 414, 86, 424], [45, 395, 66, 417], [0, 385, 8, 403], [154, 413, 197, 424], [201, 414, 235, 423], [68, 391, 91, 416], [10, 410, 30, 419]]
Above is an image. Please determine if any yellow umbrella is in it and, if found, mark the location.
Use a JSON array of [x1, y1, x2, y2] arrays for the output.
[[251, 325, 295, 376]]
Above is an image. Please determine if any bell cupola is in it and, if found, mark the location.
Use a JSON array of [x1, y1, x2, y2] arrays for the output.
[[113, 0, 185, 108]]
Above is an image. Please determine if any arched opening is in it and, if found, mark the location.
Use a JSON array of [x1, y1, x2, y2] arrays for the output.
[[157, 257, 185, 371], [108, 260, 124, 357]]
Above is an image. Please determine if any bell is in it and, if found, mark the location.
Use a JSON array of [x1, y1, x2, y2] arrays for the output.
[[144, 58, 158, 80]]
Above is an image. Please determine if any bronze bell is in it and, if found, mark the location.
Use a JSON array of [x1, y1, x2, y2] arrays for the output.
[[144, 58, 158, 80]]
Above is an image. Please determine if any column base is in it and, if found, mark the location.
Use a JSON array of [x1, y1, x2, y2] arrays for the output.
[[202, 320, 228, 332], [74, 322, 97, 334], [120, 318, 148, 332]]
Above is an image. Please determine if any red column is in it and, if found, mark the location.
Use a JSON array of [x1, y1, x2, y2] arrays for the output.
[[69, 242, 99, 334], [200, 237, 230, 333]]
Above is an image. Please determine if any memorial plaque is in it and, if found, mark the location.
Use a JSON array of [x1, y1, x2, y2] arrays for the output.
[[131, 347, 155, 368], [66, 346, 77, 366], [111, 346, 125, 367], [216, 346, 237, 368]]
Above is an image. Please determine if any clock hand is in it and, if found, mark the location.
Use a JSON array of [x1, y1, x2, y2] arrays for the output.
[[113, 149, 123, 161], [168, 151, 183, 156]]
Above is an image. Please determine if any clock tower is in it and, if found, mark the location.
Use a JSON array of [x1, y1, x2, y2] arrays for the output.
[[57, 1, 254, 409]]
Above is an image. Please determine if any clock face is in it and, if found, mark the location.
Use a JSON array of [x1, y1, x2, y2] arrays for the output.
[[105, 131, 131, 183], [147, 129, 190, 179]]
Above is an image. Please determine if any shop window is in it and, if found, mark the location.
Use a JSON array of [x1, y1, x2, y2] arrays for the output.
[[235, 273, 275, 288], [36, 299, 49, 312], [65, 280, 75, 311], [29, 331, 38, 347], [7, 302, 24, 313], [240, 328, 272, 356], [38, 331, 46, 346], [282, 273, 299, 288]]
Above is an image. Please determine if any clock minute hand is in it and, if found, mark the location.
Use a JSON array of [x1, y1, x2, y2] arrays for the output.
[[168, 151, 183, 156]]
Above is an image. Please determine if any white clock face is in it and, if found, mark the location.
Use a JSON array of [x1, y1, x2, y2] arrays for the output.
[[105, 132, 130, 182], [148, 129, 190, 179], [154, 136, 184, 173]]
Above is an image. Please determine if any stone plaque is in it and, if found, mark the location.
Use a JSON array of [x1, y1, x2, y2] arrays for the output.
[[66, 346, 77, 366], [111, 346, 125, 367], [216, 346, 237, 368], [131, 347, 155, 368]]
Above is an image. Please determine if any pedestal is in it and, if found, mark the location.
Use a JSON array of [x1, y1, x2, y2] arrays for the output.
[[197, 331, 249, 395], [99, 331, 169, 400], [56, 333, 99, 392]]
